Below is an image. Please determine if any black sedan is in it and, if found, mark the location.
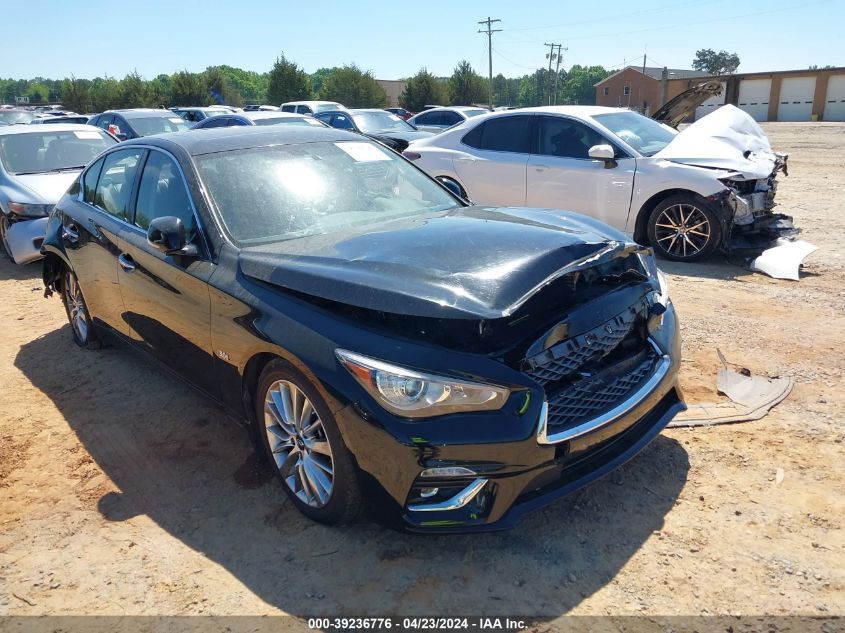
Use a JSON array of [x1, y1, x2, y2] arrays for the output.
[[314, 109, 433, 152], [41, 126, 684, 532]]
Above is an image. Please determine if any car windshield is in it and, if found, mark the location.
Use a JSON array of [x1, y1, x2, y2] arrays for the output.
[[254, 117, 325, 127], [352, 111, 413, 134], [196, 140, 460, 246], [0, 129, 116, 174], [0, 111, 36, 125], [592, 111, 677, 156], [127, 115, 191, 136]]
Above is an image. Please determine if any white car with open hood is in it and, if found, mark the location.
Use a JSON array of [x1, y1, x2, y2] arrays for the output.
[[404, 104, 795, 263]]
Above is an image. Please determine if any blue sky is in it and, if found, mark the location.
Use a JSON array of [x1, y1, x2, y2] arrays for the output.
[[2, 0, 841, 80]]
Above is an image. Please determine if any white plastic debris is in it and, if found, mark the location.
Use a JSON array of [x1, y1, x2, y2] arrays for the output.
[[750, 238, 818, 281]]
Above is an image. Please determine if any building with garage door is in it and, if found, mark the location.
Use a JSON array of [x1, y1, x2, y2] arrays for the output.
[[595, 65, 845, 122]]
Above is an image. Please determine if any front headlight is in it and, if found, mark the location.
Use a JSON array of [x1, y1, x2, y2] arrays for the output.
[[8, 202, 53, 218], [336, 350, 510, 418]]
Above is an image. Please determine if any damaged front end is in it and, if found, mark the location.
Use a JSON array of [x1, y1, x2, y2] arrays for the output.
[[718, 153, 798, 251]]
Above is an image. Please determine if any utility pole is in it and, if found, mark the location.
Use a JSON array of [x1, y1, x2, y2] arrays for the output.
[[478, 17, 502, 109], [545, 43, 556, 105], [552, 44, 567, 105]]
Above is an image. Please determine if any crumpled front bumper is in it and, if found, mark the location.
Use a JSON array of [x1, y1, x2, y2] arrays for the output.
[[5, 217, 48, 265]]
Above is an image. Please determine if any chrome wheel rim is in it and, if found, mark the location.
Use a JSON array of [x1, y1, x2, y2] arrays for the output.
[[64, 270, 89, 342], [654, 204, 711, 258], [264, 380, 334, 508], [0, 214, 11, 258]]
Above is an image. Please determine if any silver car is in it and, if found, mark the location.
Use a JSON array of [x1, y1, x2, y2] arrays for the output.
[[0, 124, 117, 264]]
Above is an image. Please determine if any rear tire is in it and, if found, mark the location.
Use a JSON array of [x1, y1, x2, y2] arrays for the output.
[[647, 194, 722, 262], [0, 213, 13, 260], [255, 359, 362, 525], [60, 267, 101, 349]]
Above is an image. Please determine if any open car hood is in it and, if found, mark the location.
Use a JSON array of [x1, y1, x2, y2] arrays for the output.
[[654, 104, 785, 179], [652, 80, 723, 129], [238, 206, 645, 320]]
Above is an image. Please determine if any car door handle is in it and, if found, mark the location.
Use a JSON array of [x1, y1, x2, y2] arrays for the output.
[[62, 224, 79, 243], [118, 253, 136, 273]]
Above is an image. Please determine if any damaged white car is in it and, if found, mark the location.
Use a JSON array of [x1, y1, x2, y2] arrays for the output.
[[0, 124, 117, 264], [405, 104, 796, 262]]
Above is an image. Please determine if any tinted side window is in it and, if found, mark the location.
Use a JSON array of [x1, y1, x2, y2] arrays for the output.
[[297, 105, 313, 114], [440, 111, 462, 126], [202, 117, 228, 128], [134, 151, 196, 243], [93, 148, 144, 219], [413, 111, 438, 126], [537, 116, 609, 159], [83, 156, 106, 204], [332, 113, 355, 130], [463, 116, 530, 153], [95, 114, 114, 131], [281, 105, 296, 112]]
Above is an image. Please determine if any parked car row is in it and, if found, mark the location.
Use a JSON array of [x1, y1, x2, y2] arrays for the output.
[[0, 96, 795, 533]]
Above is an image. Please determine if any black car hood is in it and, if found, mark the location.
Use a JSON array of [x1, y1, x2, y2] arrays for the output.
[[652, 80, 723, 128], [238, 206, 638, 320], [372, 129, 433, 142]]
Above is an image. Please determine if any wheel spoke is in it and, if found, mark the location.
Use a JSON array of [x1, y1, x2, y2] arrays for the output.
[[298, 400, 314, 431], [303, 457, 331, 503], [306, 438, 332, 457]]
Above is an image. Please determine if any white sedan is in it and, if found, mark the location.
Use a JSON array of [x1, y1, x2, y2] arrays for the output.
[[407, 106, 489, 134], [404, 105, 792, 261]]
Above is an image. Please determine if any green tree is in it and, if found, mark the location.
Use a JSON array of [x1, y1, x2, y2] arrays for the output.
[[321, 65, 387, 108], [266, 54, 311, 105], [204, 67, 243, 107], [209, 65, 268, 103], [170, 71, 208, 106], [148, 74, 171, 107], [310, 67, 337, 98], [559, 65, 610, 105], [60, 77, 92, 113], [26, 82, 49, 103], [692, 49, 740, 75], [399, 69, 449, 112], [89, 77, 122, 111], [118, 71, 151, 108], [447, 60, 487, 106]]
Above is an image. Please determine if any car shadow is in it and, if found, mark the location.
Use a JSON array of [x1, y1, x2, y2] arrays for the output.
[[15, 325, 689, 618]]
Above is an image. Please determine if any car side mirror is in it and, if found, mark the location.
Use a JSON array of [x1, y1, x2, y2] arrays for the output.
[[588, 144, 617, 168], [147, 216, 198, 257]]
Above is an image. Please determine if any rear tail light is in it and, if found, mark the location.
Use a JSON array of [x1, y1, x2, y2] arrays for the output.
[[403, 151, 421, 161]]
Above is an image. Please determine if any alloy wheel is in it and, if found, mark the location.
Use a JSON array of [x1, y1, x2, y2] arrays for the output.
[[653, 204, 712, 259], [263, 380, 335, 508], [63, 269, 89, 343]]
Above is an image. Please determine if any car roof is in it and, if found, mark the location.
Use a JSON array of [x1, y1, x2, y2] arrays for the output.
[[281, 100, 340, 106], [105, 109, 178, 119], [127, 125, 362, 156], [0, 123, 106, 136], [516, 105, 628, 117], [243, 111, 308, 120]]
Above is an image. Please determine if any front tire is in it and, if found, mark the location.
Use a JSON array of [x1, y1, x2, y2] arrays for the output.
[[255, 360, 362, 525], [647, 194, 722, 262], [60, 267, 101, 349], [0, 213, 13, 260]]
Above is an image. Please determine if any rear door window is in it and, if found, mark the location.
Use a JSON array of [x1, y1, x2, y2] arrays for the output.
[[462, 116, 530, 153], [93, 148, 144, 220], [82, 156, 106, 204], [536, 116, 611, 159]]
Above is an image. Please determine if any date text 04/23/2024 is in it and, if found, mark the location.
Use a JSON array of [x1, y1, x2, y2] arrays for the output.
[[307, 618, 528, 630]]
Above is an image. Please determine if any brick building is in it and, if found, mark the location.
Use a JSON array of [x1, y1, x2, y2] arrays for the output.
[[595, 65, 845, 122]]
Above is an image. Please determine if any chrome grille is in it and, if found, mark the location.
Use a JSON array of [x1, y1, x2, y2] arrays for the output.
[[546, 349, 659, 433], [524, 307, 640, 387]]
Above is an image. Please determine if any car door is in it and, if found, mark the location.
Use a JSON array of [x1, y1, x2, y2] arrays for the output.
[[526, 115, 636, 231], [115, 148, 217, 395], [452, 115, 531, 207], [62, 147, 145, 335]]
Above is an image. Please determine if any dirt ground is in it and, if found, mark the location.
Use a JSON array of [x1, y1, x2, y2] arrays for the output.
[[0, 123, 843, 626]]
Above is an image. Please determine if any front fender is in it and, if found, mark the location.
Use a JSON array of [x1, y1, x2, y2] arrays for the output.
[[40, 211, 71, 292]]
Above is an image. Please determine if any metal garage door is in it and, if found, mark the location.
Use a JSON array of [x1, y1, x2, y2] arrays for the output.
[[823, 75, 845, 121], [778, 77, 816, 121], [738, 79, 772, 121], [695, 82, 727, 120]]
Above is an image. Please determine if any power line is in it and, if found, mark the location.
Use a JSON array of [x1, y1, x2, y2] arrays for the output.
[[478, 17, 502, 108]]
